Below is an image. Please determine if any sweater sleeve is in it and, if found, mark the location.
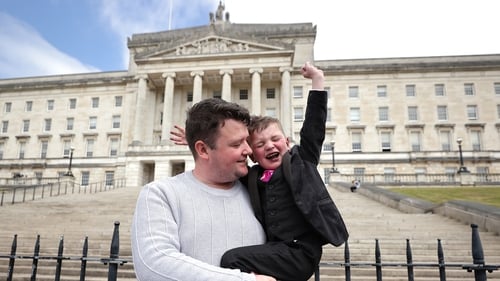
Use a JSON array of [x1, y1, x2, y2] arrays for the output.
[[131, 180, 256, 281]]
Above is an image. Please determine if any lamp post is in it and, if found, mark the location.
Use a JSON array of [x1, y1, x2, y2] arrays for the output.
[[457, 138, 469, 173], [330, 141, 339, 173], [65, 147, 75, 177]]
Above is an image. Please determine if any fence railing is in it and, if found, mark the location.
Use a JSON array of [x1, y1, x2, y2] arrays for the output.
[[315, 224, 499, 281], [1, 223, 498, 280], [0, 178, 127, 206], [0, 222, 131, 281], [327, 173, 500, 186]]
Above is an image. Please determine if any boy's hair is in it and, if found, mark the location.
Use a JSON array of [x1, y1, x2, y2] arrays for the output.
[[185, 98, 250, 158], [248, 115, 284, 136]]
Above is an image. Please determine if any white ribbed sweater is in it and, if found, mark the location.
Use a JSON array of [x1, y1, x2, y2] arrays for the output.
[[131, 171, 266, 281]]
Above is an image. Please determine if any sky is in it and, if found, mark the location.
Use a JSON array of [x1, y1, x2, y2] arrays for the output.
[[0, 0, 499, 79]]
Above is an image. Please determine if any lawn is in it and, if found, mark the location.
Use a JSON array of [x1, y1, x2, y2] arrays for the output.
[[387, 186, 500, 208]]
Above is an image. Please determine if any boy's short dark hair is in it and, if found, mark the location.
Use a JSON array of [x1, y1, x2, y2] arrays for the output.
[[185, 98, 250, 157], [248, 115, 284, 136]]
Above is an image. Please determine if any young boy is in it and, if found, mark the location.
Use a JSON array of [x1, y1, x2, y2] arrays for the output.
[[171, 62, 348, 281]]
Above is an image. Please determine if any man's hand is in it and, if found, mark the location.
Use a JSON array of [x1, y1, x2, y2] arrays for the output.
[[254, 273, 277, 281], [170, 125, 188, 145]]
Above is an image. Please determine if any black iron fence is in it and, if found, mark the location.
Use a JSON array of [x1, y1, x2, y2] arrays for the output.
[[1, 223, 498, 280], [0, 178, 126, 206], [327, 173, 500, 186]]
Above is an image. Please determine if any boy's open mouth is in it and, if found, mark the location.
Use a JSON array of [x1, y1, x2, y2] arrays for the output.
[[266, 152, 280, 160]]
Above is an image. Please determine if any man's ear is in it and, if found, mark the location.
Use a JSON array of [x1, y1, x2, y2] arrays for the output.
[[286, 137, 291, 148], [194, 140, 209, 159]]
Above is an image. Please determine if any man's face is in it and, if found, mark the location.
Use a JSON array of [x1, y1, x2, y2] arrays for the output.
[[207, 119, 252, 183], [249, 123, 289, 170]]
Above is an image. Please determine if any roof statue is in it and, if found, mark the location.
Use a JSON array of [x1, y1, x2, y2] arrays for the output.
[[209, 1, 229, 23]]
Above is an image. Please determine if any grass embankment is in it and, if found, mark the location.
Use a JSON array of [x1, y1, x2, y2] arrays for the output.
[[388, 186, 500, 208]]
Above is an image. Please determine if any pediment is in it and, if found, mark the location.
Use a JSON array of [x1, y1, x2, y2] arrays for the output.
[[135, 35, 288, 60]]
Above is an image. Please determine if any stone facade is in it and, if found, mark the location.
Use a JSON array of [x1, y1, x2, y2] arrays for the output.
[[0, 7, 499, 187]]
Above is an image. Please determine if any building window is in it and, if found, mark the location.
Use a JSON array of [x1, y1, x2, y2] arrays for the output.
[[435, 84, 445, 96], [4, 102, 12, 113], [40, 140, 48, 159], [464, 83, 475, 96], [384, 167, 396, 182], [63, 140, 72, 157], [437, 105, 448, 121], [293, 86, 303, 98], [47, 99, 54, 111], [467, 105, 478, 120], [239, 89, 248, 100], [378, 106, 389, 121], [115, 96, 123, 107], [69, 98, 77, 109], [213, 90, 222, 99], [109, 138, 119, 156], [22, 120, 30, 132], [25, 101, 33, 112], [105, 171, 115, 186], [470, 130, 482, 151], [2, 121, 8, 133], [44, 118, 52, 132], [351, 132, 362, 152], [112, 115, 120, 129], [91, 97, 99, 108], [89, 117, 97, 129], [410, 131, 421, 152], [406, 84, 416, 97], [408, 106, 418, 121], [81, 171, 90, 186], [327, 108, 332, 122], [66, 118, 74, 130], [19, 141, 26, 159], [380, 132, 391, 152], [86, 139, 94, 157], [497, 104, 500, 119], [187, 91, 193, 102], [349, 107, 360, 122], [495, 83, 500, 95], [293, 107, 304, 121], [266, 88, 275, 99], [348, 86, 359, 98], [439, 130, 452, 151], [0, 142, 4, 159], [377, 85, 387, 97], [265, 108, 276, 118]]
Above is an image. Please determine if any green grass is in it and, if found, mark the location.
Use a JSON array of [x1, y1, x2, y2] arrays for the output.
[[387, 186, 500, 208]]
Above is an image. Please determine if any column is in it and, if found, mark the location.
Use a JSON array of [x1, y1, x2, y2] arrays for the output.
[[220, 69, 233, 101], [132, 75, 148, 145], [190, 71, 204, 103], [280, 67, 293, 138], [249, 68, 263, 115], [161, 72, 176, 143]]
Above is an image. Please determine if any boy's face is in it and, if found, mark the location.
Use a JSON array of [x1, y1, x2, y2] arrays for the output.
[[249, 122, 289, 170]]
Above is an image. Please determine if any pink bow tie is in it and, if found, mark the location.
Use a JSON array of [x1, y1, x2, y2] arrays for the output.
[[260, 169, 274, 183]]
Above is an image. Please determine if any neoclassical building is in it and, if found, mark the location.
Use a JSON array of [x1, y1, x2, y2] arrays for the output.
[[1, 4, 499, 187]]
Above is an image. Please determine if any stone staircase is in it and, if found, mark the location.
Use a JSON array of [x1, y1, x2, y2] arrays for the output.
[[0, 184, 499, 280]]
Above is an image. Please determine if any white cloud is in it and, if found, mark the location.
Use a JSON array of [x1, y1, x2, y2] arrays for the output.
[[0, 12, 100, 79]]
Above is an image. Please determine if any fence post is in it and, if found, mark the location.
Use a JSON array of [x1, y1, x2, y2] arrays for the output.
[[55, 236, 64, 281], [344, 240, 351, 281], [107, 221, 120, 281], [30, 235, 40, 281], [406, 239, 414, 281], [437, 239, 446, 281], [80, 236, 88, 281], [6, 234, 17, 281], [375, 239, 382, 281]]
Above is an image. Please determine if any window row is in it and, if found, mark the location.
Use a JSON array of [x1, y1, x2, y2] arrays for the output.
[[0, 137, 120, 160], [2, 96, 123, 113], [1, 115, 121, 134], [321, 129, 483, 153], [339, 82, 500, 98], [292, 104, 500, 122]]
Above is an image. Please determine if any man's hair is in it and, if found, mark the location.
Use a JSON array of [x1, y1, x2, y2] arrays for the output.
[[185, 98, 250, 157], [248, 115, 284, 137]]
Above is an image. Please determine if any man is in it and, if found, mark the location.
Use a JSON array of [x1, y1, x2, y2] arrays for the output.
[[131, 98, 275, 281]]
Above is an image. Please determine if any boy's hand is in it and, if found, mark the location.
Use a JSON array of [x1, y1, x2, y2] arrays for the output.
[[301, 62, 324, 90], [170, 125, 188, 145]]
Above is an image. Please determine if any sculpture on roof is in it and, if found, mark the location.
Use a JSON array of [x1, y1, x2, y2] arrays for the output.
[[209, 1, 229, 23]]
